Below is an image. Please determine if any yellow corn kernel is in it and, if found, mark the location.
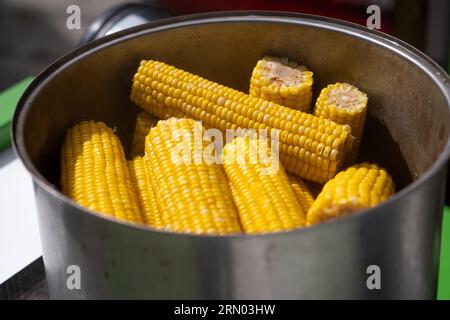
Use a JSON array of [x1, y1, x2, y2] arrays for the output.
[[249, 56, 313, 112], [130, 111, 156, 158], [222, 136, 306, 233], [61, 120, 143, 223], [287, 173, 315, 214], [128, 156, 162, 228], [130, 59, 352, 184], [314, 83, 368, 164], [307, 162, 395, 225], [145, 117, 242, 235]]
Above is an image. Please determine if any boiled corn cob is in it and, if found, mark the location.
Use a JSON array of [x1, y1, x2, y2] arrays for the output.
[[307, 162, 395, 225], [128, 156, 162, 227], [131, 59, 352, 183], [314, 83, 368, 164], [287, 173, 315, 214], [61, 120, 143, 223], [145, 117, 242, 234], [130, 111, 156, 158], [249, 56, 313, 112], [222, 136, 306, 233]]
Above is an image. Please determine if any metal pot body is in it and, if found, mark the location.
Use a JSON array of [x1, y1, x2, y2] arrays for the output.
[[13, 12, 450, 299]]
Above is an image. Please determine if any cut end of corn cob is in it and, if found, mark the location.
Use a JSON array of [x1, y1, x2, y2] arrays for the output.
[[61, 120, 143, 223], [315, 83, 368, 165], [223, 136, 306, 234], [130, 111, 157, 158], [249, 56, 313, 112], [145, 118, 242, 235], [287, 173, 315, 214], [130, 59, 351, 184], [307, 162, 395, 226], [128, 155, 162, 228]]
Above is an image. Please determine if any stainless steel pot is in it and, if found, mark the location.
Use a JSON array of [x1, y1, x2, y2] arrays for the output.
[[12, 12, 450, 299]]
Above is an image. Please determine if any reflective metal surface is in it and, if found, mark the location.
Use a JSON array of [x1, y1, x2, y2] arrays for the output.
[[13, 12, 450, 299]]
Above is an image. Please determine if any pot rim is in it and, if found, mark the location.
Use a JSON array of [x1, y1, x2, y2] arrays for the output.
[[12, 10, 450, 239]]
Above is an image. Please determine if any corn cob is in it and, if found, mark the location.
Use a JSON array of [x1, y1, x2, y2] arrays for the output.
[[307, 163, 395, 225], [61, 120, 143, 223], [222, 136, 306, 233], [249, 56, 313, 112], [314, 83, 368, 164], [130, 59, 351, 183], [145, 117, 242, 234], [287, 173, 315, 214], [130, 111, 156, 158], [128, 156, 162, 228]]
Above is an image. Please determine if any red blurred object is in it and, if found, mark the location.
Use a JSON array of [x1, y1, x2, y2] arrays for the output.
[[162, 0, 393, 34]]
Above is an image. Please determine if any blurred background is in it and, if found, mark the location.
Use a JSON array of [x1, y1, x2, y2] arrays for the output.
[[0, 0, 449, 91]]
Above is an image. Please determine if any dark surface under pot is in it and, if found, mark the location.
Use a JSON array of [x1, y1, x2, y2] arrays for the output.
[[12, 12, 450, 299]]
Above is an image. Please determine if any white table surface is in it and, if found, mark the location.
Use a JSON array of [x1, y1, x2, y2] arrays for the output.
[[0, 147, 42, 284]]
